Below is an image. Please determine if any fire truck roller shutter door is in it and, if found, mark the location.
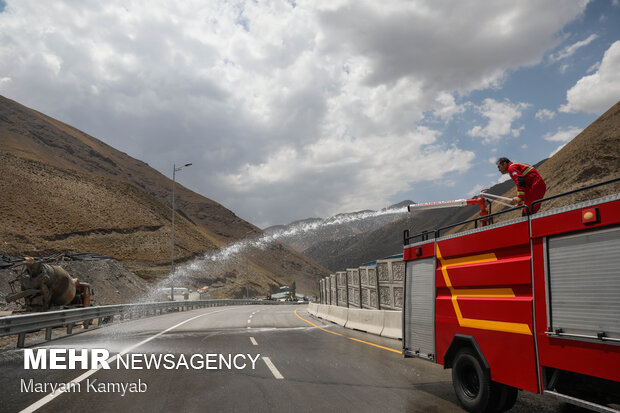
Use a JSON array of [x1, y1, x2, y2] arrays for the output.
[[404, 257, 435, 360], [547, 226, 620, 340]]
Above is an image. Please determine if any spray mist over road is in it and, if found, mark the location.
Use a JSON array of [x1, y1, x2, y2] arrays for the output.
[[144, 206, 409, 298]]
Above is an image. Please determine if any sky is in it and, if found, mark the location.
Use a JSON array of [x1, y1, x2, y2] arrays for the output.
[[0, 0, 619, 228]]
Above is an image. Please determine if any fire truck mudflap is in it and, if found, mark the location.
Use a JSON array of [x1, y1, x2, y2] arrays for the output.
[[403, 182, 620, 413]]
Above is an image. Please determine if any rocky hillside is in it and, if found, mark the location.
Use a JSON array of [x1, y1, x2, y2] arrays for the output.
[[297, 101, 620, 271], [0, 95, 330, 300]]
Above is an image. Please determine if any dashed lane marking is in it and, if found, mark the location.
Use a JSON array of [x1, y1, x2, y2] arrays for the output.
[[263, 357, 284, 379]]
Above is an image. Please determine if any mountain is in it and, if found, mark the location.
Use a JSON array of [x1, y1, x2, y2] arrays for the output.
[[264, 201, 412, 252], [0, 95, 329, 298], [302, 204, 478, 270], [295, 101, 620, 271]]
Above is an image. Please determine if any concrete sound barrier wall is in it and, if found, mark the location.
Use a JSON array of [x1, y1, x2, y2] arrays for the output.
[[360, 266, 379, 309], [336, 271, 348, 307], [347, 268, 361, 308], [376, 258, 405, 310], [345, 308, 384, 336], [330, 274, 337, 305], [320, 261, 404, 311]]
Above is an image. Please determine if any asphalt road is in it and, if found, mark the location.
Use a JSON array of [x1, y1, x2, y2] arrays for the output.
[[0, 305, 576, 413]]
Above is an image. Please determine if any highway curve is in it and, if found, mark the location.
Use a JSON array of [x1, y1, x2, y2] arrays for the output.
[[1, 305, 566, 412]]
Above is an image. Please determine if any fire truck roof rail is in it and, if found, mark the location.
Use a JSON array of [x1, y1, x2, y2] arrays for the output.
[[403, 229, 436, 245], [403, 176, 620, 245], [435, 205, 524, 238], [530, 176, 620, 211]]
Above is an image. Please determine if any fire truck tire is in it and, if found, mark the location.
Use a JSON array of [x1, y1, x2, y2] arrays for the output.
[[452, 347, 500, 413], [491, 384, 518, 413]]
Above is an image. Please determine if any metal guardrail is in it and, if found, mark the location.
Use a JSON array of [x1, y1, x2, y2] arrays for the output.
[[0, 299, 300, 348]]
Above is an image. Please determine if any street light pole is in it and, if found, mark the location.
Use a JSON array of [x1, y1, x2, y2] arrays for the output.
[[171, 162, 192, 301], [243, 229, 254, 299]]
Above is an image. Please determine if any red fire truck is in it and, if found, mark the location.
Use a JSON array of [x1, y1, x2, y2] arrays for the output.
[[402, 178, 620, 412]]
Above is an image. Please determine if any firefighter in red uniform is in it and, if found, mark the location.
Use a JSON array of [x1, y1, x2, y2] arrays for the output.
[[497, 157, 546, 214]]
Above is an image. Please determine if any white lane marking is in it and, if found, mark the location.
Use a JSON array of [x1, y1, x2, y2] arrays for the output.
[[247, 318, 252, 323], [249, 314, 253, 318], [250, 337, 258, 346], [262, 357, 284, 379], [20, 308, 229, 413]]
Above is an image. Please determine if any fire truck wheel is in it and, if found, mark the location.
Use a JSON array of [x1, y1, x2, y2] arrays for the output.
[[490, 383, 518, 413], [452, 347, 498, 413]]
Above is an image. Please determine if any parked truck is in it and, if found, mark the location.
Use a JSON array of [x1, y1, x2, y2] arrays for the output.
[[4, 255, 93, 312], [402, 178, 620, 412]]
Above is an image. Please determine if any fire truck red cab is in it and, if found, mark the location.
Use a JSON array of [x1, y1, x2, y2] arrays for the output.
[[403, 179, 620, 412]]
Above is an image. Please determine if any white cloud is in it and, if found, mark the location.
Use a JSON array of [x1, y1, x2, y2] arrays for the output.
[[548, 34, 598, 63], [0, 0, 592, 225], [432, 92, 466, 122], [219, 127, 476, 221], [535, 108, 555, 121], [543, 126, 582, 142], [317, 1, 589, 93], [468, 98, 529, 142], [560, 41, 620, 114]]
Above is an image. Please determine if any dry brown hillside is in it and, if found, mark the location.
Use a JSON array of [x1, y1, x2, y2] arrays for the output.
[[0, 95, 329, 298], [537, 101, 620, 198]]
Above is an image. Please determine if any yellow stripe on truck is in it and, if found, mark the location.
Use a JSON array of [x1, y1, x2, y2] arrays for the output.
[[436, 246, 532, 336]]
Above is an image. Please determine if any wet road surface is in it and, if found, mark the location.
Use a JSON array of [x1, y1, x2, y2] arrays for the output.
[[1, 305, 576, 412]]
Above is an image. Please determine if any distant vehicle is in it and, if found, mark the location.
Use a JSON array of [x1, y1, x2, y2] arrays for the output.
[[157, 287, 190, 301]]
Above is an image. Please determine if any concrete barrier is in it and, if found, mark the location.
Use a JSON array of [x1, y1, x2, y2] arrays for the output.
[[307, 302, 318, 316], [313, 304, 403, 340], [345, 308, 384, 336], [326, 305, 348, 326], [315, 303, 329, 319], [381, 310, 402, 339]]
